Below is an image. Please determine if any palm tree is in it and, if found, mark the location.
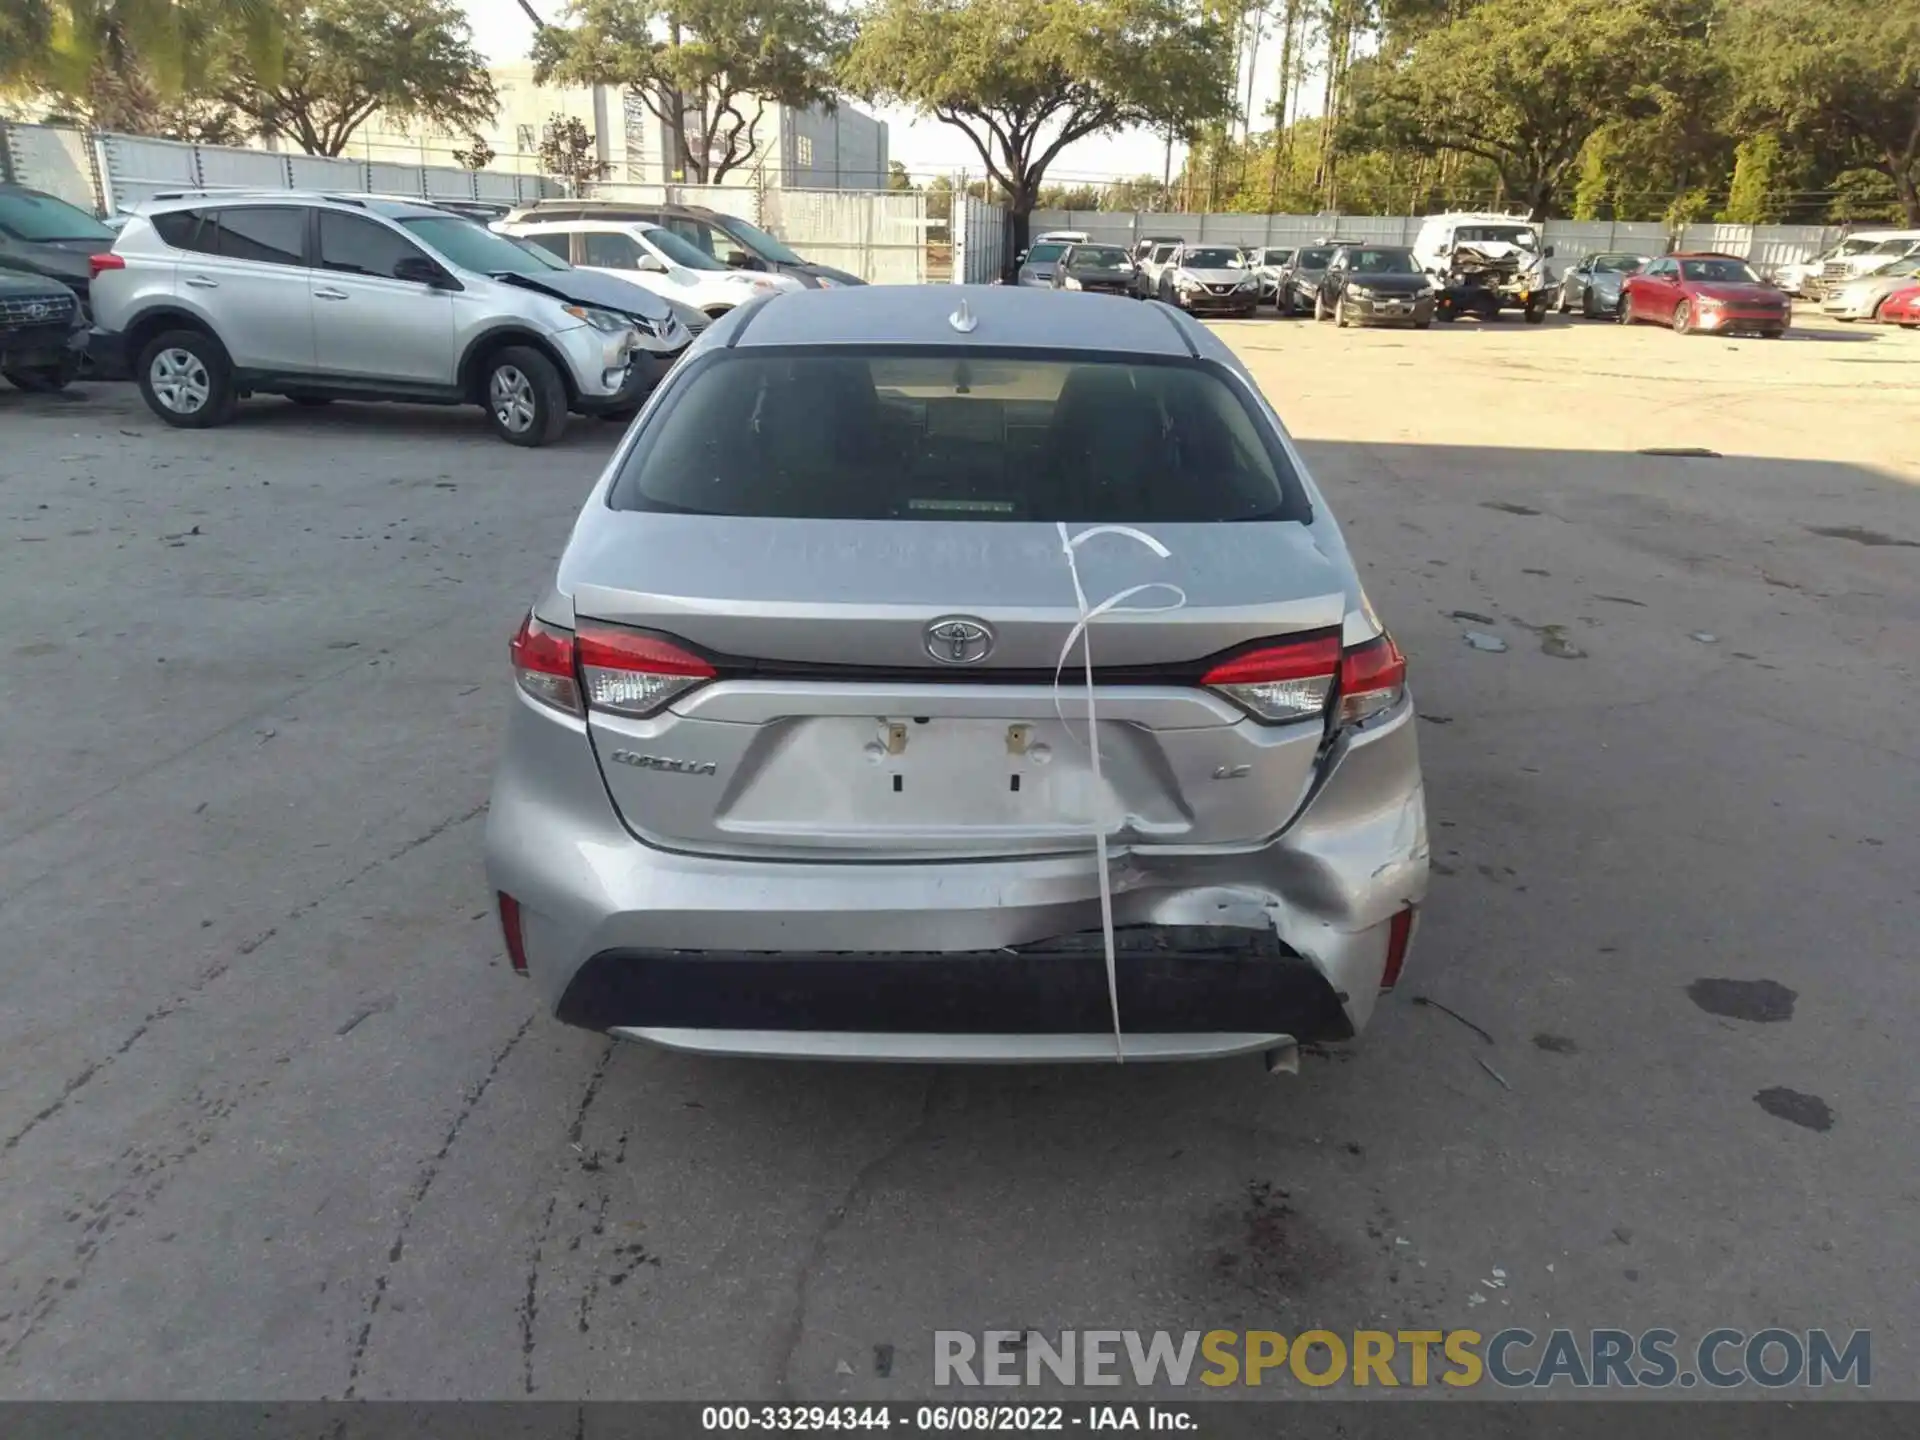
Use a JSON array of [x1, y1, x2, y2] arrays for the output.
[[0, 0, 278, 133]]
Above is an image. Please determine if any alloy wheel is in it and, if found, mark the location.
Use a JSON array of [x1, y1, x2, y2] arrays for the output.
[[490, 365, 537, 435], [150, 348, 211, 415]]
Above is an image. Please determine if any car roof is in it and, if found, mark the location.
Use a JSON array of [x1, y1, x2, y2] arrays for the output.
[[731, 286, 1197, 356], [1670, 251, 1748, 260]]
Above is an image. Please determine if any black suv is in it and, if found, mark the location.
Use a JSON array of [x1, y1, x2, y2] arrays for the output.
[[0, 270, 89, 390], [0, 183, 119, 316], [502, 201, 863, 288]]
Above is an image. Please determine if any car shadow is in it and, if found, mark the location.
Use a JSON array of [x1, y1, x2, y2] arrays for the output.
[[214, 397, 629, 449]]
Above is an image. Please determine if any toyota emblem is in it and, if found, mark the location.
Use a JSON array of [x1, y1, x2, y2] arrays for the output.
[[924, 616, 994, 665]]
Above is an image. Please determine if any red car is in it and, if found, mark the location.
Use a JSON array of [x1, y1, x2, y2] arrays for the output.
[[1620, 252, 1792, 337], [1879, 284, 1920, 328]]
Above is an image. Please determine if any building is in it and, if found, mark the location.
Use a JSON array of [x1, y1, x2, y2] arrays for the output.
[[344, 64, 887, 192]]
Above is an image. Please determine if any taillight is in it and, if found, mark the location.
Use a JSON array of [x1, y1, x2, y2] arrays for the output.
[[509, 611, 581, 715], [497, 892, 529, 975], [575, 623, 715, 718], [1379, 905, 1416, 990], [1201, 633, 1341, 723], [1337, 633, 1407, 726], [89, 253, 125, 275], [1202, 630, 1408, 728]]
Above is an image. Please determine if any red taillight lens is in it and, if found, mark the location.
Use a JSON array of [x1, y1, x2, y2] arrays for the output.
[[1201, 633, 1341, 723], [89, 253, 125, 275], [575, 623, 716, 718], [497, 892, 529, 975], [509, 611, 581, 715], [1337, 633, 1407, 727], [1379, 906, 1416, 990]]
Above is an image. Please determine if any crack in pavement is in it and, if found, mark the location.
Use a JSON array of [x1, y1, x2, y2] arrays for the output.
[[521, 1040, 618, 1396], [772, 1075, 941, 1402], [1, 801, 487, 1158], [344, 1010, 538, 1399]]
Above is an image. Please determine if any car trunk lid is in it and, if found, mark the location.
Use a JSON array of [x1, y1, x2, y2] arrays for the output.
[[564, 515, 1349, 861]]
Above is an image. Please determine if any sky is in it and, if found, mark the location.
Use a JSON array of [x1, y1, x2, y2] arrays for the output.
[[461, 0, 1302, 187]]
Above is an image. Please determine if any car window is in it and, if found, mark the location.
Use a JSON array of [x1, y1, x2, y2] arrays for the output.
[[151, 209, 213, 253], [521, 232, 572, 261], [582, 231, 645, 269], [1679, 258, 1760, 283], [1181, 247, 1242, 269], [1869, 238, 1912, 254], [711, 213, 802, 265], [1070, 246, 1130, 268], [399, 215, 557, 276], [609, 351, 1308, 524], [1591, 253, 1646, 273], [1347, 248, 1419, 275], [0, 188, 117, 242], [640, 225, 726, 270], [1455, 225, 1536, 248], [1262, 249, 1293, 265], [209, 207, 307, 266], [1025, 243, 1067, 264], [318, 211, 425, 278], [1150, 245, 1176, 263], [1296, 247, 1334, 268]]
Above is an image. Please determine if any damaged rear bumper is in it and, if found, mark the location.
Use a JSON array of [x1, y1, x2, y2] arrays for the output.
[[486, 692, 1428, 1060]]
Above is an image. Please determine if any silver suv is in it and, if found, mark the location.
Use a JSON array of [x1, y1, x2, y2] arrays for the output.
[[91, 191, 689, 446]]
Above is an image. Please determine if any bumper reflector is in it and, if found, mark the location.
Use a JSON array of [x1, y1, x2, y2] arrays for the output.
[[1380, 906, 1416, 990]]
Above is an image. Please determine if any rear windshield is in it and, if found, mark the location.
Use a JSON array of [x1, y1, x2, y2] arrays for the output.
[[1069, 246, 1131, 267], [609, 350, 1308, 524], [1296, 247, 1334, 268], [0, 189, 114, 242]]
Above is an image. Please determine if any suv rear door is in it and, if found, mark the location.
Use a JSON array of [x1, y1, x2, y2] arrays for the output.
[[169, 205, 316, 373], [310, 210, 455, 387]]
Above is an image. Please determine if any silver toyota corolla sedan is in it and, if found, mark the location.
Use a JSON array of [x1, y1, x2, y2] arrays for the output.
[[485, 286, 1428, 1067]]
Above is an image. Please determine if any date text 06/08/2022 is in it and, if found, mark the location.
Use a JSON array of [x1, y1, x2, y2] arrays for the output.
[[700, 1405, 1197, 1432]]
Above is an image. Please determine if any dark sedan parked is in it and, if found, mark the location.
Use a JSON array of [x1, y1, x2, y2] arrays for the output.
[[1556, 251, 1649, 318], [1049, 243, 1140, 297], [0, 183, 119, 316], [1312, 244, 1435, 328]]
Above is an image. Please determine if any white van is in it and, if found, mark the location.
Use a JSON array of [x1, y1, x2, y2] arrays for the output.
[[1410, 212, 1547, 277]]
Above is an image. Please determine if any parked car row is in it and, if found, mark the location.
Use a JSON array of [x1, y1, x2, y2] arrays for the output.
[[1, 184, 868, 443], [1007, 221, 1816, 338]]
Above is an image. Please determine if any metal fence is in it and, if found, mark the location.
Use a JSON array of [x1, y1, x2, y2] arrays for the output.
[[583, 180, 932, 285], [951, 195, 1009, 284], [0, 121, 560, 216], [1029, 210, 1846, 278]]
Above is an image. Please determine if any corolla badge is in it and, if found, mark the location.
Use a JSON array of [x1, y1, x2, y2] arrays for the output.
[[610, 750, 716, 776], [924, 616, 994, 665]]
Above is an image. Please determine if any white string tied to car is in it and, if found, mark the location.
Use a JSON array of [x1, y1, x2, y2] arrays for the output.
[[1051, 522, 1188, 1063]]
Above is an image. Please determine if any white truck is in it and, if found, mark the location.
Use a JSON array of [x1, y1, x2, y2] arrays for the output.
[[1776, 230, 1920, 297], [1411, 212, 1555, 322]]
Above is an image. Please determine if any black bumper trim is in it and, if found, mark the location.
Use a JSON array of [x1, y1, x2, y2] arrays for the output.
[[556, 925, 1354, 1040]]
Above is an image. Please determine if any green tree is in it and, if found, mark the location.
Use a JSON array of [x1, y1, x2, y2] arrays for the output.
[[841, 0, 1234, 257], [537, 113, 610, 184], [452, 132, 497, 169], [1726, 0, 1920, 224], [886, 159, 915, 190], [212, 0, 495, 156], [532, 0, 844, 184], [1345, 0, 1704, 219], [0, 0, 279, 133]]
